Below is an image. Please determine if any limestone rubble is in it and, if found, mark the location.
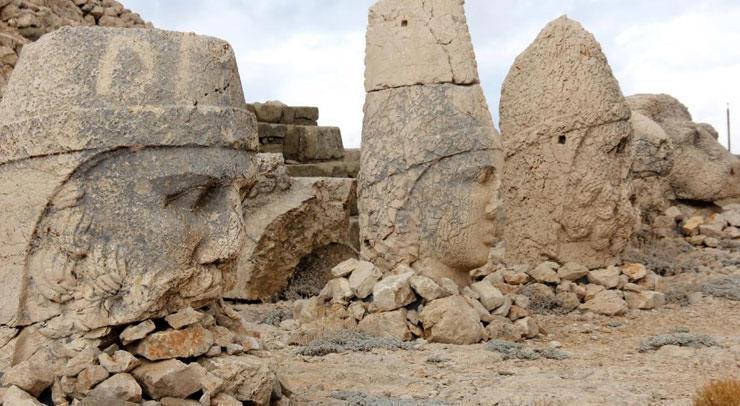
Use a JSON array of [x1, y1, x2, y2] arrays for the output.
[[499, 16, 637, 268]]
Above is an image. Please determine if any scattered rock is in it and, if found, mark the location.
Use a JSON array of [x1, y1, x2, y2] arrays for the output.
[[371, 271, 416, 312], [514, 317, 539, 339], [1, 385, 44, 405], [98, 351, 141, 374], [557, 262, 589, 281], [320, 278, 354, 304], [588, 267, 621, 289], [621, 263, 648, 281], [164, 307, 204, 330], [135, 324, 214, 361], [681, 216, 704, 236], [409, 275, 448, 301], [87, 373, 142, 402], [419, 295, 485, 344], [331, 258, 358, 278], [357, 309, 412, 341], [624, 290, 665, 310], [502, 271, 530, 285], [527, 261, 560, 284], [198, 355, 276, 404], [470, 280, 505, 311], [348, 261, 382, 299], [579, 290, 628, 316], [120, 320, 156, 345]]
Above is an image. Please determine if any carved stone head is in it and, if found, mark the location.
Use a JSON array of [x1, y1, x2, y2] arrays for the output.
[[0, 27, 258, 335]]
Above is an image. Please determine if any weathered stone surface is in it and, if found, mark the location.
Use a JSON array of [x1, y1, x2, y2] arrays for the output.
[[558, 262, 589, 281], [0, 27, 259, 338], [225, 167, 354, 301], [76, 364, 110, 394], [357, 309, 412, 341], [502, 270, 530, 285], [579, 290, 628, 316], [627, 94, 740, 205], [283, 125, 345, 163], [359, 0, 502, 286], [527, 261, 560, 284], [681, 215, 704, 236], [198, 355, 274, 405], [470, 280, 505, 311], [164, 307, 204, 330], [1, 385, 44, 405], [132, 360, 202, 400], [331, 258, 358, 278], [64, 346, 101, 376], [319, 278, 354, 304], [419, 295, 485, 344], [372, 271, 416, 311], [348, 261, 382, 299], [365, 0, 478, 91], [98, 350, 141, 374], [621, 263, 648, 282], [409, 274, 447, 301], [87, 373, 142, 402], [588, 267, 621, 289], [135, 325, 214, 361], [500, 16, 636, 268], [624, 290, 665, 310], [1, 347, 63, 396], [514, 317, 540, 339], [120, 320, 156, 345]]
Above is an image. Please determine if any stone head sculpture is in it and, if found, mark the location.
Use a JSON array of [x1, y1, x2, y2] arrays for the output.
[[0, 27, 258, 336], [359, 0, 503, 286]]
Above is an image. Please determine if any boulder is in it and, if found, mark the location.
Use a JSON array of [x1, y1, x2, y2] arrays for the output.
[[621, 263, 648, 281], [357, 309, 412, 341], [348, 261, 383, 299], [514, 317, 540, 339], [470, 280, 505, 311], [624, 290, 665, 310], [419, 295, 485, 344], [164, 307, 204, 330], [527, 261, 560, 284], [500, 16, 635, 268], [198, 355, 275, 405], [372, 271, 416, 312], [98, 351, 141, 374], [409, 274, 447, 301], [579, 290, 628, 316], [135, 325, 214, 361], [558, 262, 589, 281], [319, 278, 354, 304], [1, 386, 44, 405], [331, 258, 359, 278], [132, 360, 212, 400], [120, 320, 156, 345], [588, 267, 621, 289], [87, 373, 142, 402]]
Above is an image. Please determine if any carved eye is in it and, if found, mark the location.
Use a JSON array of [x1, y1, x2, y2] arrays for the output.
[[165, 185, 214, 211]]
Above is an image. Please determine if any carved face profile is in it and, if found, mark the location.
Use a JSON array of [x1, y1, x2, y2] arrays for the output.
[[18, 148, 256, 333]]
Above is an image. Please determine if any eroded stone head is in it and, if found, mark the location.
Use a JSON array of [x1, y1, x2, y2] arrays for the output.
[[0, 27, 258, 335]]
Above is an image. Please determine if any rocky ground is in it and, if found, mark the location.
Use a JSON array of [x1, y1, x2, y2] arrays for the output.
[[236, 269, 740, 406]]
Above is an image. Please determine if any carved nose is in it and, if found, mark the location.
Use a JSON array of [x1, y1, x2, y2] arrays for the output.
[[195, 185, 244, 265]]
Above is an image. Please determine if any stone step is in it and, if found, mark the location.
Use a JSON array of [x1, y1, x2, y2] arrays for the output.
[[246, 102, 319, 125], [285, 149, 360, 178]]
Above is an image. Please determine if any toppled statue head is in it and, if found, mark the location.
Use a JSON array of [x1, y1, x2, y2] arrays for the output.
[[0, 27, 259, 336]]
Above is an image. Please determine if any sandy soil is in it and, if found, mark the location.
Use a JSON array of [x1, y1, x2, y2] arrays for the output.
[[237, 286, 740, 406]]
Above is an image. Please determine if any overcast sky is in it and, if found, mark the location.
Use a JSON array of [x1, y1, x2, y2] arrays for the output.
[[126, 0, 739, 152]]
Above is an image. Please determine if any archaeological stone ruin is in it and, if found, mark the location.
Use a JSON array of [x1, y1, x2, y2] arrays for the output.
[[0, 0, 739, 404]]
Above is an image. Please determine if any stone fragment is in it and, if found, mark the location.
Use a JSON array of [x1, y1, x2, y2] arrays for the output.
[[120, 320, 156, 345], [665, 206, 682, 219], [486, 316, 523, 341], [699, 223, 725, 239], [556, 292, 580, 312], [135, 325, 214, 361], [132, 360, 209, 400], [2, 349, 60, 397], [64, 346, 101, 376], [226, 344, 244, 355], [514, 317, 539, 339], [372, 271, 416, 312], [210, 325, 236, 347], [409, 275, 448, 301], [87, 373, 142, 402], [502, 270, 530, 285], [1, 386, 44, 405], [463, 295, 494, 323], [348, 301, 366, 321], [419, 295, 485, 344], [348, 261, 383, 299], [470, 280, 505, 311], [493, 295, 513, 317], [212, 393, 242, 406], [438, 278, 460, 296], [507, 305, 530, 321], [462, 286, 480, 300], [579, 290, 628, 316], [584, 284, 606, 301], [527, 261, 560, 283], [704, 237, 719, 248], [624, 290, 666, 310], [76, 365, 110, 394], [331, 258, 358, 277], [621, 263, 648, 281], [588, 267, 621, 289], [226, 174, 354, 301], [98, 351, 141, 374], [198, 356, 275, 405], [164, 307, 204, 330], [500, 16, 635, 268], [319, 278, 354, 304], [558, 262, 589, 281], [681, 216, 704, 236], [357, 309, 412, 341], [283, 126, 345, 162]]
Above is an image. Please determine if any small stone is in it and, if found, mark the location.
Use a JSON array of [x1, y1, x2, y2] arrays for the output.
[[348, 301, 367, 321], [704, 237, 720, 248], [470, 280, 505, 311], [98, 351, 141, 373], [419, 295, 485, 344], [508, 305, 530, 321], [556, 292, 580, 312], [64, 347, 101, 376], [331, 258, 358, 277], [1, 386, 44, 405], [514, 317, 539, 339], [664, 206, 682, 219], [584, 284, 606, 301], [725, 226, 740, 239], [462, 286, 480, 300], [348, 262, 382, 299], [624, 290, 665, 310], [637, 271, 663, 291], [699, 223, 725, 239], [206, 346, 222, 357], [502, 270, 530, 285], [687, 234, 706, 245], [588, 266, 621, 289], [135, 325, 214, 361], [623, 283, 644, 292], [120, 320, 156, 345], [210, 325, 235, 347], [320, 278, 354, 304], [681, 215, 704, 236], [87, 373, 142, 402], [76, 365, 110, 394], [225, 344, 244, 355], [357, 309, 412, 341], [617, 274, 629, 289], [512, 294, 530, 308], [621, 263, 648, 281], [198, 355, 274, 404], [557, 262, 589, 281], [372, 271, 416, 312], [527, 261, 560, 283], [165, 307, 204, 329], [409, 275, 447, 301], [406, 310, 420, 325], [132, 360, 214, 400], [212, 393, 242, 406], [438, 278, 459, 296], [579, 290, 628, 316], [485, 316, 523, 341]]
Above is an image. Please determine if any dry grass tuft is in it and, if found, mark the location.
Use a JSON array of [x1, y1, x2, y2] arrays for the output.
[[694, 379, 740, 406]]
